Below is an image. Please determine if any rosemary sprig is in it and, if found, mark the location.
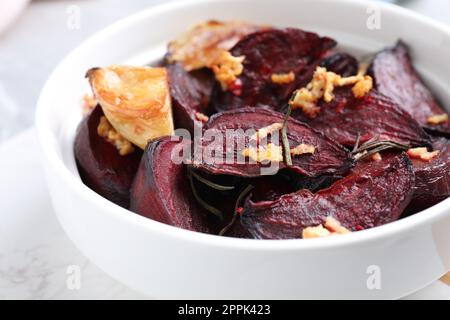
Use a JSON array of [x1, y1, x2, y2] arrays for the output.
[[352, 138, 410, 161], [352, 132, 361, 153], [190, 170, 235, 191], [188, 169, 223, 221], [281, 104, 293, 166], [219, 184, 254, 236]]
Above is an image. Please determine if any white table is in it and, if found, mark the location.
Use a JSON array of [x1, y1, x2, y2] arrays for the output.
[[0, 0, 449, 299]]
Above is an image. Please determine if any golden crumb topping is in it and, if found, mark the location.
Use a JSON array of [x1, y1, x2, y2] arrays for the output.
[[302, 217, 350, 239], [289, 66, 373, 118], [212, 51, 245, 90], [371, 152, 382, 162], [324, 217, 351, 234], [302, 224, 331, 239], [427, 113, 448, 125], [352, 75, 373, 98], [290, 143, 315, 156], [241, 143, 283, 163], [271, 72, 295, 84], [407, 147, 440, 161], [195, 112, 209, 122], [250, 123, 283, 141], [97, 116, 135, 156]]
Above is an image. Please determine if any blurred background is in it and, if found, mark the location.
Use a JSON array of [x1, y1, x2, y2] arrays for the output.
[[0, 0, 449, 143]]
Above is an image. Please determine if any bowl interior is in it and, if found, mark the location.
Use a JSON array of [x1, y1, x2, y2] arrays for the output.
[[37, 0, 450, 245]]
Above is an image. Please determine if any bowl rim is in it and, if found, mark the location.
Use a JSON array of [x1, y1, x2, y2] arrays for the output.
[[35, 0, 450, 251]]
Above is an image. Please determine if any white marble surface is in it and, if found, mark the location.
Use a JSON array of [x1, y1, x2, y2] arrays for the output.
[[0, 128, 145, 299], [0, 0, 449, 299]]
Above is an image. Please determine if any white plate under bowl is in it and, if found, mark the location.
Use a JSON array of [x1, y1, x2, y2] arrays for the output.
[[35, 0, 450, 299]]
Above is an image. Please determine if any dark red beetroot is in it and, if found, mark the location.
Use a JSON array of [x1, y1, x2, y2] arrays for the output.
[[211, 28, 336, 112], [319, 52, 358, 77], [240, 152, 415, 239], [130, 137, 211, 233], [193, 107, 353, 178], [74, 105, 142, 208], [292, 87, 431, 148], [404, 138, 450, 215], [167, 62, 215, 133], [368, 41, 450, 136]]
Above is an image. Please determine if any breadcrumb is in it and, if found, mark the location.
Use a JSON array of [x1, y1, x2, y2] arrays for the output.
[[97, 116, 135, 156], [407, 147, 440, 161], [271, 71, 295, 84], [241, 143, 283, 163], [289, 66, 373, 118], [290, 143, 315, 156], [427, 113, 448, 125], [302, 217, 351, 239], [212, 51, 245, 90]]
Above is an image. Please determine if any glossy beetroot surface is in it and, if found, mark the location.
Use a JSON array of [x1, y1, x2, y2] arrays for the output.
[[241, 152, 415, 239], [130, 137, 211, 233], [74, 105, 142, 208], [193, 107, 353, 178], [167, 62, 215, 133], [369, 41, 450, 136], [292, 88, 431, 148], [211, 28, 336, 112], [319, 52, 358, 77], [405, 138, 450, 214]]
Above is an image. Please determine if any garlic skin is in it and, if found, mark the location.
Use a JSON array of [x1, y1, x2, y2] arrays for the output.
[[87, 65, 174, 149]]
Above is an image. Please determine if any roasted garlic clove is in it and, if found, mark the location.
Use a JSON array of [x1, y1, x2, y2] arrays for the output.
[[167, 20, 265, 71], [87, 65, 174, 149]]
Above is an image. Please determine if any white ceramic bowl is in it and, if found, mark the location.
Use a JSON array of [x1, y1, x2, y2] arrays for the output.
[[35, 0, 450, 299]]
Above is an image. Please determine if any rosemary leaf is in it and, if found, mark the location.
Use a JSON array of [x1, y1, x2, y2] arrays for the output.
[[282, 104, 293, 166], [190, 170, 235, 191], [219, 184, 254, 236], [352, 138, 410, 162], [352, 132, 361, 153], [188, 170, 223, 221]]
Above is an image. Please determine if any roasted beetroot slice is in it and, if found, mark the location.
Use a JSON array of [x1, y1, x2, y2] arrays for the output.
[[130, 137, 211, 233], [404, 138, 450, 215], [74, 105, 142, 208], [241, 152, 415, 239], [211, 28, 336, 112], [193, 108, 353, 178], [247, 171, 302, 202], [292, 88, 431, 148], [369, 41, 450, 136], [167, 62, 215, 133], [319, 52, 358, 77]]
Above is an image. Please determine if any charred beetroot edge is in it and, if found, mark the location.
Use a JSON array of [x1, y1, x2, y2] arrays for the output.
[[241, 152, 415, 239], [74, 105, 142, 208]]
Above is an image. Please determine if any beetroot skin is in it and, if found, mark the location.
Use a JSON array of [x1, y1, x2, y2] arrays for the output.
[[369, 41, 450, 136], [211, 28, 336, 112], [167, 62, 215, 133], [193, 107, 353, 178], [74, 105, 142, 208], [130, 137, 211, 233], [241, 152, 415, 239], [404, 138, 450, 215], [319, 52, 358, 77], [292, 87, 431, 148]]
